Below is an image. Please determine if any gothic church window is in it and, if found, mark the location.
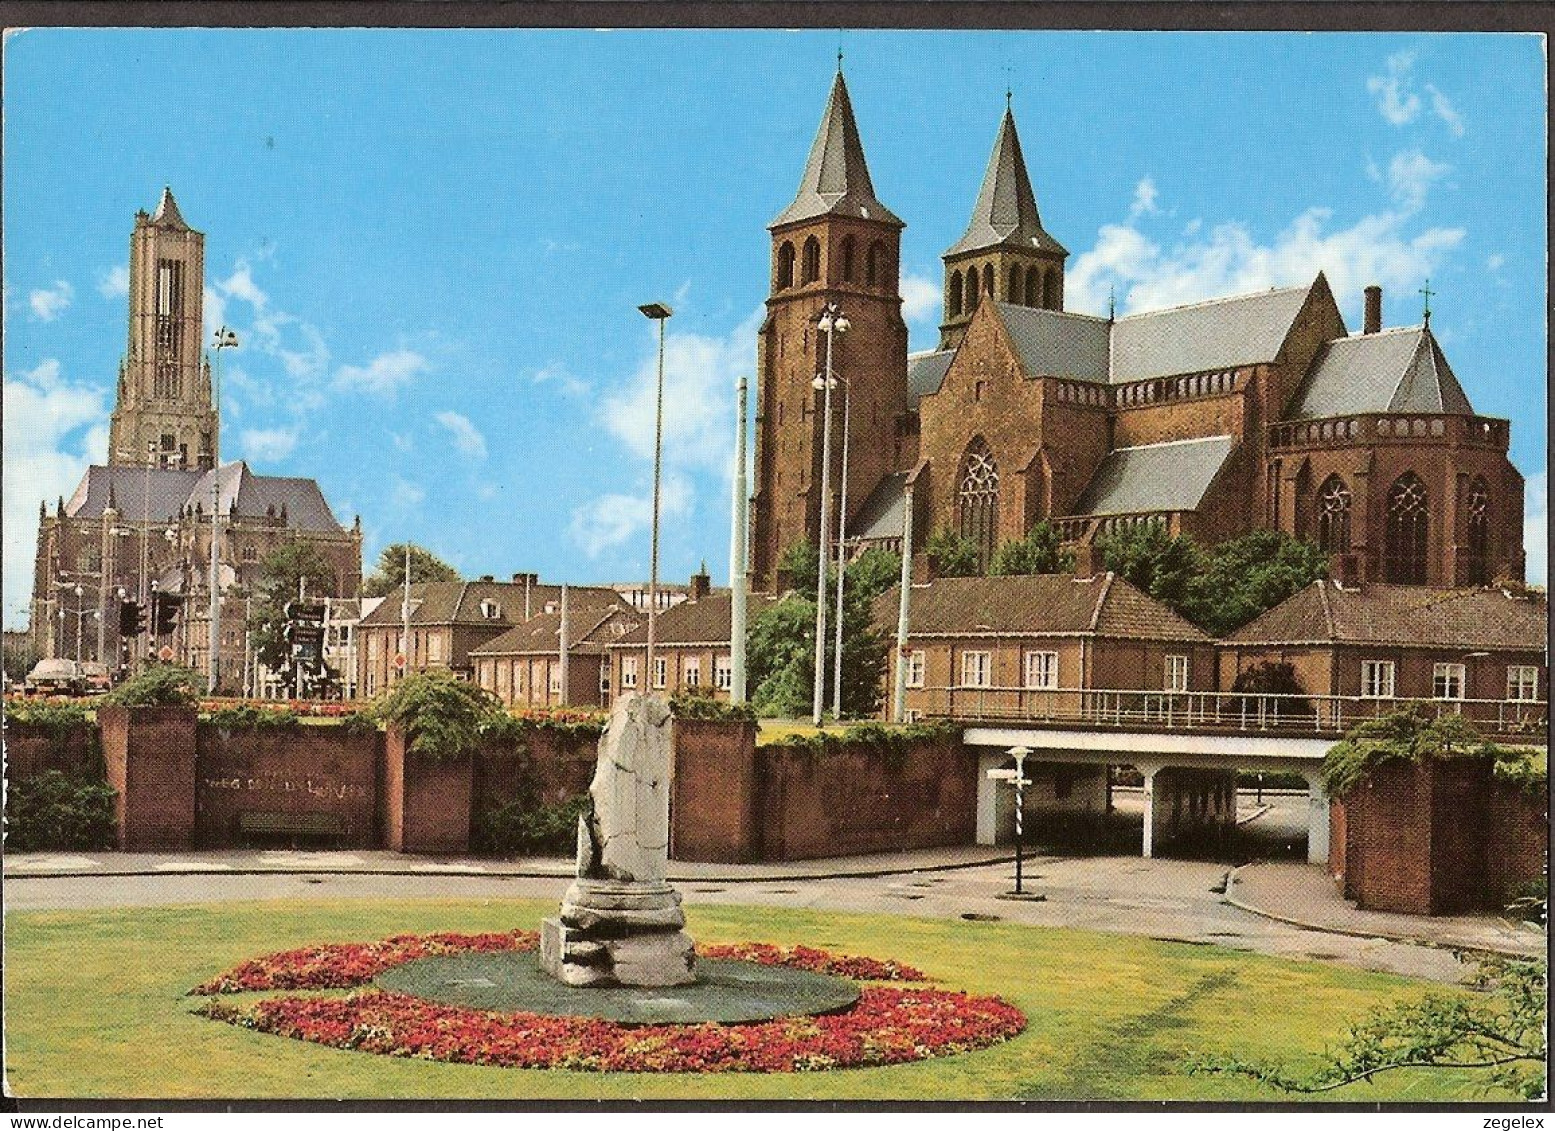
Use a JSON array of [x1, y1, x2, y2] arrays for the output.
[[866, 241, 885, 287], [958, 438, 1000, 565], [1043, 269, 1059, 309], [776, 242, 796, 290], [949, 271, 963, 317], [982, 264, 995, 300], [1384, 472, 1430, 584], [967, 271, 980, 312], [1316, 475, 1352, 554], [1007, 265, 1022, 303], [1466, 478, 1491, 585], [801, 237, 821, 284], [1025, 269, 1041, 307], [840, 237, 856, 282]]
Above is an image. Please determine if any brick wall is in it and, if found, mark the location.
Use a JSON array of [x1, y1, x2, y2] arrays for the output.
[[471, 726, 598, 828], [670, 719, 760, 863], [383, 724, 472, 854], [2, 720, 100, 784], [99, 705, 198, 850], [1486, 781, 1548, 905], [194, 723, 380, 847]]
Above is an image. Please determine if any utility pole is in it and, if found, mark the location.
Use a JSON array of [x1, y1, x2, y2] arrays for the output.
[[892, 481, 914, 723], [400, 542, 412, 682], [558, 582, 570, 707], [208, 476, 221, 694], [729, 376, 749, 703]]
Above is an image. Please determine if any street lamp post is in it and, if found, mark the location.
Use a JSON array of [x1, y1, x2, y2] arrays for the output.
[[811, 303, 849, 726], [638, 302, 673, 693], [830, 375, 851, 720], [208, 327, 238, 694], [987, 746, 1033, 896]]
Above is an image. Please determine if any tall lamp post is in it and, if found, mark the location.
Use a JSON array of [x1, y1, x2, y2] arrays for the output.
[[828, 374, 852, 720], [208, 327, 238, 693], [638, 302, 673, 693], [987, 746, 1033, 896], [811, 302, 849, 726]]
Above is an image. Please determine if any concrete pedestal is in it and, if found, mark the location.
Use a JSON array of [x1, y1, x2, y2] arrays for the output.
[[540, 877, 696, 988]]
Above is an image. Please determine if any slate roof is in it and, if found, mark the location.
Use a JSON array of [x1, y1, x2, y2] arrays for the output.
[[608, 590, 776, 648], [771, 72, 902, 229], [906, 349, 956, 405], [851, 472, 909, 542], [470, 605, 639, 657], [995, 304, 1111, 383], [1226, 582, 1549, 651], [1288, 326, 1475, 419], [356, 581, 628, 629], [945, 108, 1067, 258], [64, 462, 345, 531], [871, 573, 1211, 642], [1073, 436, 1234, 516]]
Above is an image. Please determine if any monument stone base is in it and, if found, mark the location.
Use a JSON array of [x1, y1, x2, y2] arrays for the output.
[[540, 878, 696, 987]]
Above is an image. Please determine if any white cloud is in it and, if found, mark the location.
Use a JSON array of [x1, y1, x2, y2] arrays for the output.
[[1129, 176, 1160, 219], [531, 362, 590, 397], [1367, 50, 1421, 126], [96, 265, 129, 299], [1066, 184, 1464, 322], [1426, 84, 1466, 137], [1524, 471, 1547, 588], [1386, 149, 1450, 213], [392, 477, 426, 508], [434, 410, 488, 459], [240, 427, 299, 463], [2, 360, 109, 627], [29, 280, 73, 321], [219, 261, 268, 308], [569, 475, 692, 558], [899, 272, 941, 327], [203, 287, 228, 338], [334, 349, 429, 395]]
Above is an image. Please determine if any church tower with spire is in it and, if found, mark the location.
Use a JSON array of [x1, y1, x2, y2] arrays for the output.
[[750, 70, 910, 592], [107, 187, 219, 470], [938, 103, 1067, 350]]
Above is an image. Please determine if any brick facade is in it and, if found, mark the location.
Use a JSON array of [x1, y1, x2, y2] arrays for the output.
[[99, 705, 198, 850]]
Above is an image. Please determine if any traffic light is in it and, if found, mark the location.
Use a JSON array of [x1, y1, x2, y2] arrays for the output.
[[117, 599, 145, 636], [154, 591, 183, 635]]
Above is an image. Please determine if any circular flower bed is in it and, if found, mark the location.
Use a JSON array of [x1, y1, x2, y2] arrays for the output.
[[192, 932, 1023, 1073]]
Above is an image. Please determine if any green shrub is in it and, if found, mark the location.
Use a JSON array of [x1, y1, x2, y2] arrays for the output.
[[670, 690, 756, 723], [4, 771, 118, 852], [1493, 748, 1548, 795], [3, 700, 103, 777], [473, 794, 590, 857], [369, 670, 501, 761], [205, 704, 300, 731], [482, 708, 605, 747], [103, 664, 201, 708], [1322, 705, 1502, 797]]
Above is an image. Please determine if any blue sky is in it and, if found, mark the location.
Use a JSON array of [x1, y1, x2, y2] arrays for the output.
[[3, 29, 1547, 627]]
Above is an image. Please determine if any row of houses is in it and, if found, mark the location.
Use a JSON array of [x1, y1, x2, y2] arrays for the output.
[[345, 559, 1546, 732]]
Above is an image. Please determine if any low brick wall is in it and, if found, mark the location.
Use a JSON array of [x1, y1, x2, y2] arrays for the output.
[[670, 719, 759, 864], [1486, 782, 1549, 905], [2, 719, 100, 784], [383, 725, 473, 855], [194, 723, 380, 847], [471, 726, 598, 827], [99, 705, 198, 850]]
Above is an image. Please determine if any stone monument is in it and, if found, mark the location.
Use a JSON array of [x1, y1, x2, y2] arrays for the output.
[[540, 693, 696, 987]]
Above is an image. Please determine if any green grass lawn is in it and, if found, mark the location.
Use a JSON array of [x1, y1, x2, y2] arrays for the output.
[[3, 897, 1519, 1101]]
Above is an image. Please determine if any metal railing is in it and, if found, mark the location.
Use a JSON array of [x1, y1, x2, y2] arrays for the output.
[[911, 685, 1548, 739]]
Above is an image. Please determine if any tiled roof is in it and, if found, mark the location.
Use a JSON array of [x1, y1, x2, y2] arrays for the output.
[[64, 462, 345, 531], [1288, 326, 1475, 419], [995, 304, 1111, 383], [470, 605, 638, 657], [771, 72, 902, 229], [1227, 582, 1548, 650], [944, 108, 1066, 258], [357, 581, 628, 628], [608, 590, 777, 648], [872, 573, 1211, 642], [1110, 284, 1313, 383], [906, 350, 956, 405], [851, 471, 908, 542], [1073, 436, 1234, 516]]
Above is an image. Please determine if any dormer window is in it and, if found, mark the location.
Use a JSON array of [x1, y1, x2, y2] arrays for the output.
[[480, 598, 502, 620]]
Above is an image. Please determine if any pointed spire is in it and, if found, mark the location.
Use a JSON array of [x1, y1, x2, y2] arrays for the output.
[[771, 71, 902, 229], [945, 106, 1067, 258], [152, 185, 189, 230]]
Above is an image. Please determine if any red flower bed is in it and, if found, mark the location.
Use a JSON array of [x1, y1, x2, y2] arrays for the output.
[[191, 931, 539, 995], [197, 985, 1024, 1072], [698, 942, 927, 983]]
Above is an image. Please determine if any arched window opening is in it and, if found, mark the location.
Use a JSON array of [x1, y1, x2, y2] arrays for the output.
[[1316, 475, 1352, 554], [967, 269, 981, 313], [958, 438, 1000, 566], [1384, 472, 1430, 584], [1466, 478, 1491, 585], [948, 271, 964, 318], [1025, 269, 1041, 307], [840, 236, 856, 283], [1007, 265, 1022, 303], [982, 264, 995, 301], [1043, 269, 1060, 310], [776, 242, 796, 290], [866, 241, 886, 288], [801, 237, 821, 285]]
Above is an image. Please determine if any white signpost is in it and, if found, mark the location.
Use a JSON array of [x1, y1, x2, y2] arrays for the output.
[[987, 746, 1033, 895]]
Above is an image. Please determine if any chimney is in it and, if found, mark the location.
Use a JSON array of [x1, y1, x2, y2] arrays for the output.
[[689, 564, 711, 602], [511, 571, 538, 586], [1363, 285, 1382, 335], [1072, 542, 1100, 581]]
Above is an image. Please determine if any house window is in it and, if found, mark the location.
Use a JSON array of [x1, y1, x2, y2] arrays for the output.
[[905, 650, 925, 689], [961, 650, 991, 688], [1164, 655, 1189, 692], [621, 656, 638, 689], [480, 598, 502, 619], [1023, 651, 1058, 690], [653, 656, 668, 689], [1361, 660, 1396, 698], [904, 709, 921, 723], [514, 666, 525, 694], [1433, 663, 1465, 700], [599, 666, 612, 697], [684, 657, 701, 687], [1507, 666, 1539, 701], [714, 655, 732, 691], [549, 666, 562, 695], [427, 634, 442, 662]]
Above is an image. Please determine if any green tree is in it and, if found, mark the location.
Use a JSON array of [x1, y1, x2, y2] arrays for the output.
[[775, 538, 820, 595], [845, 547, 903, 604], [250, 541, 337, 672], [925, 528, 981, 578], [989, 521, 1073, 576], [363, 542, 460, 598], [1095, 522, 1204, 609], [3, 634, 41, 684], [748, 594, 816, 718], [1181, 529, 1329, 637]]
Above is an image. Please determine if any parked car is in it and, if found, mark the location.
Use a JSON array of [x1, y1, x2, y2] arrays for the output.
[[23, 658, 84, 696], [79, 661, 113, 695]]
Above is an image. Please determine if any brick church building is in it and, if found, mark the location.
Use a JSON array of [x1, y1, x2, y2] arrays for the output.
[[751, 73, 1526, 593], [28, 189, 362, 687]]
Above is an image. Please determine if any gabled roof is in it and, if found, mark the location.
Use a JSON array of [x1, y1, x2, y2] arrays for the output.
[[1226, 582, 1548, 651], [1110, 284, 1313, 383], [851, 471, 909, 542], [608, 590, 777, 648], [1073, 436, 1234, 516], [63, 462, 345, 531], [1288, 325, 1475, 419], [906, 349, 956, 405], [151, 186, 190, 230], [470, 605, 638, 658], [357, 581, 629, 629], [771, 71, 902, 229], [945, 108, 1066, 258], [995, 303, 1111, 383], [872, 573, 1211, 643]]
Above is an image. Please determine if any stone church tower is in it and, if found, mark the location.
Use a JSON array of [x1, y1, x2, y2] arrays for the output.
[[750, 71, 910, 591], [106, 187, 219, 471]]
